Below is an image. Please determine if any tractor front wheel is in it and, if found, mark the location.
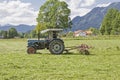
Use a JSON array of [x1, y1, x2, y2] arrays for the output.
[[49, 40, 64, 55], [27, 47, 36, 54]]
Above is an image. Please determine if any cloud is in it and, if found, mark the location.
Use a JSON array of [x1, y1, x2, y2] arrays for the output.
[[81, 0, 95, 7], [97, 3, 111, 7], [0, 0, 97, 25], [0, 0, 38, 25], [60, 0, 95, 19], [70, 8, 91, 19]]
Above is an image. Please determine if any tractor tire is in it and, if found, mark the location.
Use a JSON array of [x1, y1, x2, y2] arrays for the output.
[[27, 47, 36, 54], [84, 50, 90, 55], [49, 39, 64, 55]]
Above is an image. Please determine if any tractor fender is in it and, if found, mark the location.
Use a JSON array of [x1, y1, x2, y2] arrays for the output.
[[28, 45, 36, 49], [50, 39, 64, 43]]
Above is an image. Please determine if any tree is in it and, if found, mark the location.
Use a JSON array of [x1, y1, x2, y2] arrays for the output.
[[36, 0, 72, 29], [1, 31, 8, 39], [111, 11, 120, 35], [100, 8, 120, 35], [35, 22, 46, 34], [30, 30, 37, 38], [66, 31, 74, 37], [89, 27, 100, 35], [35, 22, 46, 39], [18, 33, 24, 38], [0, 30, 2, 36], [8, 28, 18, 38], [24, 33, 30, 38]]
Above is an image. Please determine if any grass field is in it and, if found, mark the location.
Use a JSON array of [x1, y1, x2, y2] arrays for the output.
[[0, 39, 120, 80]]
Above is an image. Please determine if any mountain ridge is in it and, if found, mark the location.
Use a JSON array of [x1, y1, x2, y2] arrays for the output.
[[0, 24, 35, 33], [71, 2, 120, 31]]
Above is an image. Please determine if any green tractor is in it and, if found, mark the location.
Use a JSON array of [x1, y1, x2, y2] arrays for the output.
[[27, 29, 64, 55]]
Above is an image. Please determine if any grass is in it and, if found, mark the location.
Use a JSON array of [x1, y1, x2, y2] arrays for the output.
[[0, 39, 120, 80]]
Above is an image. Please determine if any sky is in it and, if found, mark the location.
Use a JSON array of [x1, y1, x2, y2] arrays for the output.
[[0, 0, 120, 25]]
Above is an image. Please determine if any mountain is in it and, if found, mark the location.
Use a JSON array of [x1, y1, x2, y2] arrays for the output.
[[72, 2, 120, 31], [0, 24, 35, 33]]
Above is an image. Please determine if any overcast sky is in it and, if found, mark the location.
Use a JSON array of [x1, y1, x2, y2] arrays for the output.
[[0, 0, 120, 25]]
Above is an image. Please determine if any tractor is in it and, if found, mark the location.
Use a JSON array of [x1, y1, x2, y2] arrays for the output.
[[27, 29, 65, 55]]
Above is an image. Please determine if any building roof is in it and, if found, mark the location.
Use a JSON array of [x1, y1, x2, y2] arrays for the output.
[[74, 30, 93, 36], [74, 30, 84, 34]]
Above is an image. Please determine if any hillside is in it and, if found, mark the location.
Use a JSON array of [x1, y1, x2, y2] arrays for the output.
[[72, 2, 120, 31], [0, 24, 35, 33]]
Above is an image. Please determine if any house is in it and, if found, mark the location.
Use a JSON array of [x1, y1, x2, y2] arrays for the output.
[[74, 30, 86, 37], [74, 30, 93, 37]]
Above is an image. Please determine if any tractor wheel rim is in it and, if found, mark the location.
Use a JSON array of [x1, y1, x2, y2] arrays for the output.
[[28, 47, 35, 53], [53, 44, 61, 51]]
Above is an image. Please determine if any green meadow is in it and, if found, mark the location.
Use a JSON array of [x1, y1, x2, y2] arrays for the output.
[[0, 38, 120, 80]]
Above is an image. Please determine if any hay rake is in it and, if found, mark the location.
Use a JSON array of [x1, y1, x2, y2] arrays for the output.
[[64, 44, 92, 55]]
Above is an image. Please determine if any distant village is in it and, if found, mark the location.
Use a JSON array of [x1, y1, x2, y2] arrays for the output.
[[0, 29, 93, 39], [73, 30, 93, 37]]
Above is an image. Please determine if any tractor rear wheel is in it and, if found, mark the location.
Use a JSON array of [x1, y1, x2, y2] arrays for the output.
[[49, 40, 64, 55], [27, 47, 36, 54]]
